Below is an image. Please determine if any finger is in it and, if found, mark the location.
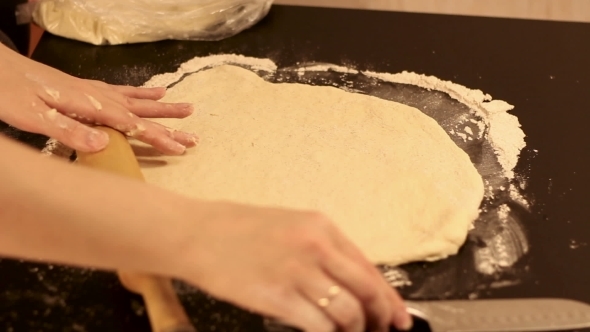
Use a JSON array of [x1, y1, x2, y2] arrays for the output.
[[297, 273, 365, 332], [96, 90, 198, 146], [39, 88, 191, 155], [36, 84, 103, 124], [36, 86, 198, 154], [110, 93, 194, 118], [321, 247, 394, 332], [331, 230, 412, 330], [270, 293, 335, 332], [39, 81, 191, 120], [85, 79, 167, 100], [104, 111, 188, 155], [151, 122, 199, 147], [26, 106, 109, 152], [386, 287, 413, 331], [111, 85, 167, 100], [125, 118, 199, 155]]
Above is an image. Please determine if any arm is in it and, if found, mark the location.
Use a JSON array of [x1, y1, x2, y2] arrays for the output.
[[0, 134, 412, 331], [0, 134, 195, 275]]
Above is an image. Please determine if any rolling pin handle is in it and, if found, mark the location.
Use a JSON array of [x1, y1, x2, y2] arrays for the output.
[[76, 126, 196, 332]]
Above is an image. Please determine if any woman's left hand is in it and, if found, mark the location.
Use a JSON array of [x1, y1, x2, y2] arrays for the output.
[[0, 44, 198, 154]]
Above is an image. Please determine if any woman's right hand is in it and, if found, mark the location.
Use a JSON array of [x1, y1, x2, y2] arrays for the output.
[[176, 201, 413, 332]]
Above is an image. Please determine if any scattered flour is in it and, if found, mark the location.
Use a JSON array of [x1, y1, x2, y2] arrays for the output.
[[570, 240, 588, 250], [41, 138, 72, 158], [296, 64, 359, 74], [382, 268, 412, 288], [44, 87, 60, 101], [361, 70, 526, 180], [142, 54, 277, 89], [85, 94, 103, 111], [41, 138, 59, 156], [509, 183, 530, 209], [474, 230, 524, 275], [498, 204, 511, 222], [476, 121, 486, 139]]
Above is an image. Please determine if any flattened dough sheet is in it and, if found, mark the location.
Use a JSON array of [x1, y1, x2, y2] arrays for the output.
[[136, 65, 484, 265]]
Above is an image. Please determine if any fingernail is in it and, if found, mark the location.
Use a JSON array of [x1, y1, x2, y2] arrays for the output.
[[181, 103, 194, 113], [87, 130, 109, 150], [170, 141, 186, 154]]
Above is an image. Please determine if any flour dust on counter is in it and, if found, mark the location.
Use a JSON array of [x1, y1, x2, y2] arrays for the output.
[[0, 260, 124, 332], [42, 53, 532, 300]]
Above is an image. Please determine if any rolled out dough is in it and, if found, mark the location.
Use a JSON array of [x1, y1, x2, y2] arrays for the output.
[[138, 65, 484, 266]]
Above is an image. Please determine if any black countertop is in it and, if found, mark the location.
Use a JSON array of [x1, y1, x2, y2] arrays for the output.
[[1, 4, 590, 331]]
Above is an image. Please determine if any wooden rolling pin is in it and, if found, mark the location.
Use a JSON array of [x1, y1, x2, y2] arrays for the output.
[[76, 126, 196, 332]]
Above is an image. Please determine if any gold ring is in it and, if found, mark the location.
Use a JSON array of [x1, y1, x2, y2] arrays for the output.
[[317, 285, 341, 308]]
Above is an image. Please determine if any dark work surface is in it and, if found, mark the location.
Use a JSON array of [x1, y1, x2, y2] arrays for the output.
[[0, 0, 29, 56], [1, 4, 590, 332]]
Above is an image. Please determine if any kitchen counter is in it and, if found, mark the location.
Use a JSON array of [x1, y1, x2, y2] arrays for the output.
[[1, 5, 590, 331]]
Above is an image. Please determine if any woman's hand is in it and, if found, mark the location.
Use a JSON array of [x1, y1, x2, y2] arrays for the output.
[[0, 124, 412, 332], [178, 202, 413, 332], [0, 44, 197, 155]]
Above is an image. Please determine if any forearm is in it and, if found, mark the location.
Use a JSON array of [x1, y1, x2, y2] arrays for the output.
[[0, 134, 197, 276]]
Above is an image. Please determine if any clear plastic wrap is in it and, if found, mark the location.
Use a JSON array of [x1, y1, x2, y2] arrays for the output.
[[29, 0, 273, 45]]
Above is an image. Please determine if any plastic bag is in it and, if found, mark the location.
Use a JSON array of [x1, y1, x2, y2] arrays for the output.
[[30, 0, 273, 45]]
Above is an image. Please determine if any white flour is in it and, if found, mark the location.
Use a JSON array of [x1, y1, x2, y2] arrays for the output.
[[362, 70, 526, 180], [142, 54, 277, 89], [382, 267, 413, 288], [41, 138, 72, 158], [296, 64, 360, 74], [508, 183, 530, 209], [498, 204, 511, 222]]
